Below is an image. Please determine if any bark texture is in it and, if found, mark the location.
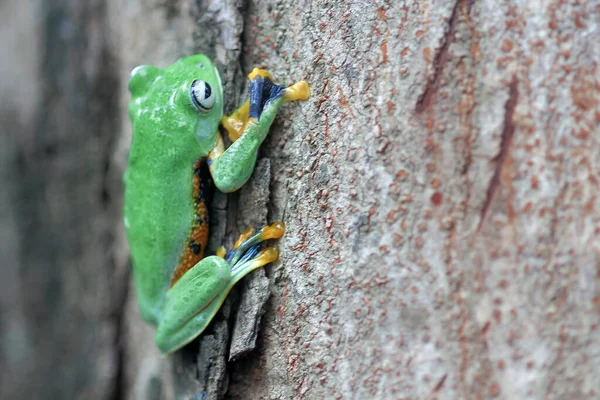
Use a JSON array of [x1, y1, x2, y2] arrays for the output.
[[1, 0, 599, 399]]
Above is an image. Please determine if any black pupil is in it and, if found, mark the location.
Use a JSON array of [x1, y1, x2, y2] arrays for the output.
[[204, 82, 211, 99]]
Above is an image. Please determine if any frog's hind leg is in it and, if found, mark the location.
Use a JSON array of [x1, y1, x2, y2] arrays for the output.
[[223, 222, 285, 283], [154, 222, 284, 354], [155, 255, 232, 354]]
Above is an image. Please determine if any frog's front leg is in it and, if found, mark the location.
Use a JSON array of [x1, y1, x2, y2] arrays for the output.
[[208, 69, 310, 193], [154, 222, 285, 354]]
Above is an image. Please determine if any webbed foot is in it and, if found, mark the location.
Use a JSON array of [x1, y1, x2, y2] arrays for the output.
[[220, 69, 310, 142], [221, 222, 285, 275]]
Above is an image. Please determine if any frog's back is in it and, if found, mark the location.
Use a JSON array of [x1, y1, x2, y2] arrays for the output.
[[124, 148, 196, 324]]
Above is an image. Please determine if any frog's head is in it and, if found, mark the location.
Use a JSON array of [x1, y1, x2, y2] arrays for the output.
[[128, 54, 223, 156]]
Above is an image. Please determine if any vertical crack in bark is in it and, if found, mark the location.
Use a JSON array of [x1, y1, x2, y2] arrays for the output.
[[110, 270, 130, 400], [432, 374, 448, 393], [477, 77, 519, 232], [238, 0, 251, 79], [415, 0, 464, 113], [191, 1, 250, 398]]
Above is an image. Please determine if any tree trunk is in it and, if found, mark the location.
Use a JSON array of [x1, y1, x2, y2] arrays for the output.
[[1, 0, 599, 399]]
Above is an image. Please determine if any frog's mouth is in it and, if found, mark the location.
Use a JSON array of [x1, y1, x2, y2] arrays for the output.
[[248, 76, 285, 120]]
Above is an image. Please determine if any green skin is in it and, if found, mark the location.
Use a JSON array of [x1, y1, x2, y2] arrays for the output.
[[124, 54, 298, 354]]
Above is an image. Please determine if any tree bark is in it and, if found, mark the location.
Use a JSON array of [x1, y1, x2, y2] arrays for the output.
[[1, 0, 599, 399]]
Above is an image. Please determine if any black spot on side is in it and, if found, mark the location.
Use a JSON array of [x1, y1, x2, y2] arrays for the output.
[[193, 158, 213, 206], [189, 240, 202, 255], [198, 181, 210, 203]]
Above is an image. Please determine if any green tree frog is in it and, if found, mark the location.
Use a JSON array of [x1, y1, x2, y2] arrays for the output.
[[123, 54, 309, 354]]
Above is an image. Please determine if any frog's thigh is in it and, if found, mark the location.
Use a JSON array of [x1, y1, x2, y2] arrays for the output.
[[155, 256, 231, 353]]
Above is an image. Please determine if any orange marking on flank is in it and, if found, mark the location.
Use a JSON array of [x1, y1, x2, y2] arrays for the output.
[[170, 160, 210, 288]]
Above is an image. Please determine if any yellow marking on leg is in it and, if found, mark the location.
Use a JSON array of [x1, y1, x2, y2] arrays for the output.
[[216, 246, 227, 259], [233, 227, 255, 250], [248, 68, 273, 81], [221, 100, 250, 142], [259, 221, 285, 241], [284, 81, 310, 102]]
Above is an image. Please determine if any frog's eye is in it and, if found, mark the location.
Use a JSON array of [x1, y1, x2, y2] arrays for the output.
[[190, 79, 215, 113]]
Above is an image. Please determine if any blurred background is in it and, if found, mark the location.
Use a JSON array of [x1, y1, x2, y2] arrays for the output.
[[0, 0, 126, 398]]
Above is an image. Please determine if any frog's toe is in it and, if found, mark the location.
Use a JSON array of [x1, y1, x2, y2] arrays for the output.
[[258, 221, 285, 240], [248, 68, 273, 81], [255, 247, 279, 264], [233, 226, 256, 250], [284, 81, 311, 102], [216, 246, 227, 259]]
